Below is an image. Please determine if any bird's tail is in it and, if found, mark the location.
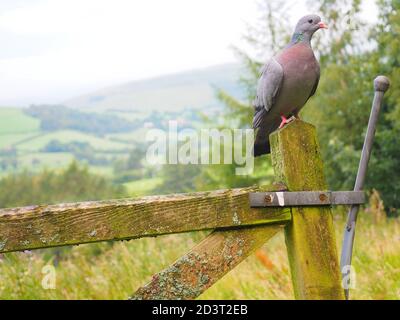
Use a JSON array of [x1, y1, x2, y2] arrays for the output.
[[253, 116, 281, 157]]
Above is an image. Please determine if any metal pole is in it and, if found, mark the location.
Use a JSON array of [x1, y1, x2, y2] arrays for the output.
[[340, 75, 390, 300]]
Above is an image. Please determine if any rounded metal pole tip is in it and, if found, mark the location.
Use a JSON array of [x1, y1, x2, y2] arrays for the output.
[[374, 75, 390, 92]]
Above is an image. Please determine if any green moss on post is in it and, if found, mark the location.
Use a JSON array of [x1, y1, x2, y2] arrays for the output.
[[270, 120, 344, 300]]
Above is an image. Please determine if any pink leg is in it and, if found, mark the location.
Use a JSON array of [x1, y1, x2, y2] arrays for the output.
[[279, 115, 296, 129], [279, 116, 288, 129]]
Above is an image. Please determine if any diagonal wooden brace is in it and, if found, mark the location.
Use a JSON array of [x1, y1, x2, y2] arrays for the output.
[[131, 224, 285, 300], [131, 184, 291, 300]]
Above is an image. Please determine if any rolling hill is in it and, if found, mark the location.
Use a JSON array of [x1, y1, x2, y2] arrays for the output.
[[0, 63, 247, 180], [64, 63, 244, 112]]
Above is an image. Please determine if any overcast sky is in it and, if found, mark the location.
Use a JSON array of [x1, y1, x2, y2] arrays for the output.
[[0, 0, 377, 106]]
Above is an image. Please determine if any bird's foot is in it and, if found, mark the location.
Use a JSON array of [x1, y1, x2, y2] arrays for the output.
[[278, 115, 296, 129]]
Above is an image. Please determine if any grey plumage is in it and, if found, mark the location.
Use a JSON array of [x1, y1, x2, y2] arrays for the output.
[[253, 58, 284, 129], [253, 14, 326, 156]]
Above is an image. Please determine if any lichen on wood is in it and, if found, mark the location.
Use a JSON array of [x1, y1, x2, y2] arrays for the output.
[[0, 186, 290, 253], [131, 183, 290, 300], [131, 224, 283, 300], [270, 119, 345, 300]]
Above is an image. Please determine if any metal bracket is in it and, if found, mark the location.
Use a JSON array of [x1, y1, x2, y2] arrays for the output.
[[249, 191, 365, 208]]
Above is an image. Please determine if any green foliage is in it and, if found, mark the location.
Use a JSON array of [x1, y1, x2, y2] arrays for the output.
[[143, 109, 202, 131], [26, 105, 139, 135], [197, 0, 297, 190], [361, 0, 400, 213], [0, 148, 18, 171], [16, 130, 128, 152], [210, 0, 400, 213], [0, 161, 125, 208], [309, 0, 365, 63], [42, 140, 110, 166], [113, 144, 147, 183], [369, 127, 400, 214], [123, 177, 162, 196], [308, 0, 400, 213], [154, 164, 204, 194]]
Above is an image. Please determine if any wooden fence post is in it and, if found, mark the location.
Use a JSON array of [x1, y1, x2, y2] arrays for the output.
[[270, 120, 344, 300]]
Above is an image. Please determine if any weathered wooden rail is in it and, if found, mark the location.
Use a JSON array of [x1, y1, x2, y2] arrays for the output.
[[0, 120, 345, 300], [0, 187, 290, 253]]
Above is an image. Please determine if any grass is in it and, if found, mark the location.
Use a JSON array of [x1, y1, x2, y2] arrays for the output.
[[16, 130, 130, 152], [0, 153, 76, 177], [123, 177, 163, 196], [0, 132, 42, 149], [0, 108, 40, 135], [88, 166, 115, 178], [17, 152, 75, 171], [106, 128, 149, 143], [0, 108, 134, 180], [0, 212, 399, 299]]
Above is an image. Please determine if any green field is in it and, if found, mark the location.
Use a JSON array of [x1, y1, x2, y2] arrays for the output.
[[0, 107, 134, 178], [106, 128, 149, 143], [16, 130, 130, 152], [0, 108, 40, 135], [0, 132, 42, 149], [123, 177, 162, 196], [0, 107, 136, 154], [0, 108, 42, 149], [88, 165, 115, 178], [17, 152, 75, 170]]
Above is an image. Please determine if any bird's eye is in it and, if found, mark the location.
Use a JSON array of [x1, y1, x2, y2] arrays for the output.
[[308, 19, 313, 23]]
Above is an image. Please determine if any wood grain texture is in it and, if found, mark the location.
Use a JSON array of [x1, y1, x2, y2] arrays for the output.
[[0, 186, 291, 253], [131, 224, 283, 300], [270, 120, 345, 300]]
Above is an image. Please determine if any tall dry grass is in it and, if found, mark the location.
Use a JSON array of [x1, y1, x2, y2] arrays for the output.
[[0, 211, 399, 299]]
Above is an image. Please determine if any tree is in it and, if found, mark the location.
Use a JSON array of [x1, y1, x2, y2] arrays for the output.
[[153, 164, 203, 194], [0, 161, 126, 208], [366, 0, 400, 214], [202, 0, 400, 214], [309, 0, 400, 214], [197, 0, 292, 190]]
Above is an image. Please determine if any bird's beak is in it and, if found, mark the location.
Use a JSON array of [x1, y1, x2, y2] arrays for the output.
[[318, 22, 328, 29]]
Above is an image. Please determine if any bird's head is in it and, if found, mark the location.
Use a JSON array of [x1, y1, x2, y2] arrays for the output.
[[293, 14, 327, 42]]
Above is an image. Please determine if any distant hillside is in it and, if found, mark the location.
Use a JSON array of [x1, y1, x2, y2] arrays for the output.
[[64, 63, 244, 112]]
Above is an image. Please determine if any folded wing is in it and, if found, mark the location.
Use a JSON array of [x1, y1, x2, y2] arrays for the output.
[[252, 58, 284, 129]]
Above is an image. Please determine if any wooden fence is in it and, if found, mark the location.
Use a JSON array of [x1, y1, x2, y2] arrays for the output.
[[0, 120, 345, 300]]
